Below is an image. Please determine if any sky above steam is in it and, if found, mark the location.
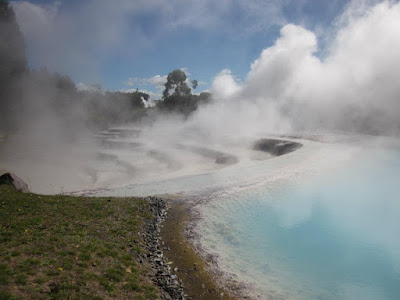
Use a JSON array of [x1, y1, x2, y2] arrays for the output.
[[10, 0, 353, 96]]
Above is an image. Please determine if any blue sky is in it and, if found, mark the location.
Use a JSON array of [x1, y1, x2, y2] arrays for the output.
[[11, 0, 349, 97]]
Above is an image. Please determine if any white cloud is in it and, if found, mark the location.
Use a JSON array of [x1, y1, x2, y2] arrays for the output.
[[10, 0, 295, 81], [119, 88, 162, 100], [11, 0, 161, 80], [76, 82, 92, 91], [76, 82, 104, 92], [147, 75, 168, 89], [124, 68, 207, 96], [163, 0, 287, 36], [125, 75, 167, 90], [180, 67, 191, 76]]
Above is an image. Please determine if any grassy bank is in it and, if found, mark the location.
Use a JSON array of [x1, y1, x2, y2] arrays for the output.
[[0, 184, 158, 300]]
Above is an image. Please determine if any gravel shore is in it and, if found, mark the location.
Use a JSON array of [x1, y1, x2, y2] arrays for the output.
[[144, 197, 186, 299]]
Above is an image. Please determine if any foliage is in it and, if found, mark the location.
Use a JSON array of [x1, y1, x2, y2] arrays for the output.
[[191, 80, 198, 90], [0, 1, 151, 134], [163, 69, 191, 99], [0, 1, 211, 133], [83, 90, 148, 130], [160, 69, 212, 116], [0, 0, 27, 132]]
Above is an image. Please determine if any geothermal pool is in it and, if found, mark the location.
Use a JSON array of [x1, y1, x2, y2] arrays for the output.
[[196, 143, 400, 299], [84, 132, 400, 299], [2, 130, 399, 299]]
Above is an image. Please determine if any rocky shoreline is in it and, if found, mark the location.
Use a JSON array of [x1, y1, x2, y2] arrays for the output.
[[185, 203, 257, 300], [158, 200, 242, 300], [145, 197, 186, 299], [141, 139, 305, 300]]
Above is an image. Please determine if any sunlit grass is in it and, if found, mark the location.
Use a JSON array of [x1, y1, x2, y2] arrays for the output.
[[0, 184, 158, 299]]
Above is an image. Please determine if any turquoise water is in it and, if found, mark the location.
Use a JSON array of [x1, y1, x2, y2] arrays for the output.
[[199, 147, 400, 299]]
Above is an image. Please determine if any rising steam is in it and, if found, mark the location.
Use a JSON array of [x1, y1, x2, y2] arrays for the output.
[[2, 0, 400, 194], [193, 0, 400, 136]]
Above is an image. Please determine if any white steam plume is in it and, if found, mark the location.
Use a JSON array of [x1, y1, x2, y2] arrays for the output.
[[195, 0, 400, 136]]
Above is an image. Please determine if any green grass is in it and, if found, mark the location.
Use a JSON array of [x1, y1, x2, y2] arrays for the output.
[[0, 184, 159, 299]]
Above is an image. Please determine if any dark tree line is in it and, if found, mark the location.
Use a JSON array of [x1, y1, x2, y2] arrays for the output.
[[0, 0, 212, 135], [158, 69, 211, 115], [0, 0, 26, 131], [0, 0, 149, 134]]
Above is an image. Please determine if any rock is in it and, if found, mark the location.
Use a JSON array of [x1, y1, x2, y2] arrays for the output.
[[0, 173, 30, 193], [144, 197, 185, 299], [215, 154, 239, 165], [162, 292, 173, 300], [253, 139, 302, 156]]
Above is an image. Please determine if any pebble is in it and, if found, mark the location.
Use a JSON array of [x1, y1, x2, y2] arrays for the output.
[[143, 197, 185, 299]]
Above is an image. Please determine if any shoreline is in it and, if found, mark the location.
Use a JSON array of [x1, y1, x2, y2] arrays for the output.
[[159, 199, 254, 300], [1, 137, 309, 298], [155, 139, 309, 299], [143, 197, 186, 299], [159, 200, 236, 299], [187, 203, 260, 300], [84, 138, 308, 299]]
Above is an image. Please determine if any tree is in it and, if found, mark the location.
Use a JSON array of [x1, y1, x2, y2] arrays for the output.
[[159, 69, 213, 115], [0, 0, 27, 132], [162, 69, 191, 99], [0, 0, 26, 74], [198, 92, 212, 103]]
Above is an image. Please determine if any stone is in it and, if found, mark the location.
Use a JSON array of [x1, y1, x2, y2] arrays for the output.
[[144, 197, 184, 299], [0, 173, 29, 193], [253, 139, 302, 156], [215, 154, 239, 165]]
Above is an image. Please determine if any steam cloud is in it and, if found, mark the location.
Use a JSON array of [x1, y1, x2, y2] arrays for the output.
[[194, 0, 400, 136], [2, 0, 400, 194], [12, 0, 400, 138]]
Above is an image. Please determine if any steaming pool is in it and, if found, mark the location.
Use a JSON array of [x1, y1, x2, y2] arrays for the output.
[[196, 144, 400, 299], [85, 134, 400, 299], [2, 132, 400, 299]]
